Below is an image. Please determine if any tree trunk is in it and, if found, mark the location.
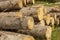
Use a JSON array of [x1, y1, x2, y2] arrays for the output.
[[18, 25, 52, 40], [0, 31, 35, 40], [20, 5, 44, 21], [0, 12, 34, 30], [0, 0, 23, 11]]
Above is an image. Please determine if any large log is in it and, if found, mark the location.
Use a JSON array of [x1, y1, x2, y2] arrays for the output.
[[0, 31, 35, 40], [18, 25, 52, 40], [20, 5, 44, 21], [0, 12, 34, 30], [0, 0, 23, 11]]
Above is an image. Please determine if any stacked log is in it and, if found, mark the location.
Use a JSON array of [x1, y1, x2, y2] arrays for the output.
[[20, 5, 44, 21], [43, 14, 51, 25], [38, 20, 45, 26], [0, 12, 34, 30], [0, 31, 35, 40], [0, 0, 23, 11], [18, 25, 52, 40], [48, 13, 60, 25]]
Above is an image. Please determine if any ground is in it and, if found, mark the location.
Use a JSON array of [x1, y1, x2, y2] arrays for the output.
[[51, 26, 60, 40]]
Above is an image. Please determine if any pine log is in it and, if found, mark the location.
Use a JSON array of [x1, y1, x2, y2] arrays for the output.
[[0, 0, 23, 11], [0, 31, 35, 40], [20, 5, 44, 21], [0, 12, 34, 30], [18, 25, 52, 40]]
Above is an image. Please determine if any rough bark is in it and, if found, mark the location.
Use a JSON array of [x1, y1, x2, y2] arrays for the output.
[[18, 25, 52, 40], [20, 5, 44, 20], [0, 31, 35, 40], [0, 12, 34, 30], [0, 0, 8, 2], [0, 0, 23, 11]]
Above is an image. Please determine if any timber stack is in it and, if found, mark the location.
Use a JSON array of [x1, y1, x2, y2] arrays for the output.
[[0, 0, 60, 40]]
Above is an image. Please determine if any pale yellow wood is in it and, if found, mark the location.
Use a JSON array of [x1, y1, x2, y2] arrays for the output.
[[38, 6, 44, 20]]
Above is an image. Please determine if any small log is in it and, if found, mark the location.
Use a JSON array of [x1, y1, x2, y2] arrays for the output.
[[21, 16, 34, 30], [0, 12, 34, 30], [0, 31, 35, 40], [20, 5, 44, 20], [18, 25, 52, 40], [44, 14, 51, 25], [38, 20, 45, 26], [0, 0, 23, 11]]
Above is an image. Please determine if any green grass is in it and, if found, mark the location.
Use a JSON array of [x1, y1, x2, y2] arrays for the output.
[[51, 27, 60, 40]]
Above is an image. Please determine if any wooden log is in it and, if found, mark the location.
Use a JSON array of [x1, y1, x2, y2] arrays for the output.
[[50, 17, 55, 26], [44, 14, 51, 25], [18, 25, 52, 40], [21, 16, 34, 30], [0, 12, 34, 30], [0, 31, 35, 40], [38, 20, 45, 26], [20, 5, 44, 21], [0, 0, 23, 11], [0, 0, 8, 2]]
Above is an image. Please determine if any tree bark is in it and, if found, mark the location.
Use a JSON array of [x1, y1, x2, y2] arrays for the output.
[[20, 5, 44, 21], [0, 0, 23, 11], [0, 31, 35, 40], [18, 25, 52, 40], [0, 12, 34, 30]]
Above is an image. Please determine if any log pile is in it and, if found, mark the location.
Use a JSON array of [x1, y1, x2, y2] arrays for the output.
[[44, 6, 60, 25], [0, 0, 59, 40], [20, 5, 44, 21]]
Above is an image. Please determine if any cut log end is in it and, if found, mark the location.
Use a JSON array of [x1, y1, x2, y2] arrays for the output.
[[39, 20, 45, 26], [21, 16, 34, 30], [46, 26, 52, 40], [16, 12, 23, 18], [24, 36, 35, 40], [50, 17, 55, 26], [37, 6, 44, 20], [27, 17, 34, 30], [18, 0, 23, 8]]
